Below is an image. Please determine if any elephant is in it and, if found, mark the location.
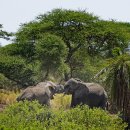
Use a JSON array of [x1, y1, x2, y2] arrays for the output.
[[64, 78, 108, 109], [17, 81, 57, 106], [55, 84, 64, 93]]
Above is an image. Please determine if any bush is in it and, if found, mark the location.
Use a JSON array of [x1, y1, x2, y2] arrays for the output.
[[0, 101, 127, 130], [0, 101, 49, 130]]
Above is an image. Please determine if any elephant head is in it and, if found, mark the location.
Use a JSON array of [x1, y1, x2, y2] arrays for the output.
[[45, 81, 65, 94], [55, 84, 64, 93], [64, 78, 88, 94], [44, 81, 57, 99]]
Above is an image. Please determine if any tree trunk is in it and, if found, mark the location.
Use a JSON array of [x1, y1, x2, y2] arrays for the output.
[[64, 72, 69, 81], [44, 68, 49, 80], [123, 90, 130, 129]]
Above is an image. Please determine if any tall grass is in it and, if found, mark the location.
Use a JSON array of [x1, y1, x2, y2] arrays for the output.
[[0, 89, 18, 105], [51, 94, 71, 109], [0, 90, 71, 110]]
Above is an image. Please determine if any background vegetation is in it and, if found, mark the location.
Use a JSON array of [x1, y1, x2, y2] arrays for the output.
[[1, 9, 130, 89], [0, 8, 130, 129]]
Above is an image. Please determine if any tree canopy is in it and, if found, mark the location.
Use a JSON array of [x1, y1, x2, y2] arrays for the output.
[[0, 8, 130, 85], [36, 33, 67, 79], [0, 24, 12, 40]]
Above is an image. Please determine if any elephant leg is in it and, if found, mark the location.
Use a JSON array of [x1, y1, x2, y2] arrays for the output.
[[71, 94, 77, 107], [22, 93, 35, 101], [41, 99, 50, 106], [71, 99, 76, 107], [98, 99, 107, 110], [46, 101, 50, 106], [71, 98, 83, 107]]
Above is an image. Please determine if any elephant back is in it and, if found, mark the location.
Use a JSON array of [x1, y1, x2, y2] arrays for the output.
[[86, 83, 107, 96]]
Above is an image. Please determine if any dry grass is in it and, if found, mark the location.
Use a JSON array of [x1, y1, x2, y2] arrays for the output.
[[0, 90, 71, 111], [51, 94, 71, 110], [0, 89, 18, 105]]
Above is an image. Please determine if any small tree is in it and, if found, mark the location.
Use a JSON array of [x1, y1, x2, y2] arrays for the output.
[[36, 33, 67, 80]]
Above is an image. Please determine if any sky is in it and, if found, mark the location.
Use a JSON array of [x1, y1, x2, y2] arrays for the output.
[[0, 0, 130, 46]]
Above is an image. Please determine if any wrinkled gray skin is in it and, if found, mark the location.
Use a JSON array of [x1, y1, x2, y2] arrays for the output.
[[17, 81, 57, 106], [64, 78, 108, 109]]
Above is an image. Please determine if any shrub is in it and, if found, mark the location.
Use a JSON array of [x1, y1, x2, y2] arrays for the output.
[[0, 101, 127, 130], [0, 101, 49, 130]]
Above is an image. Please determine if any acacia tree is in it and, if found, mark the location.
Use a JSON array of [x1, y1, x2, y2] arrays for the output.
[[15, 9, 99, 80], [15, 9, 130, 80]]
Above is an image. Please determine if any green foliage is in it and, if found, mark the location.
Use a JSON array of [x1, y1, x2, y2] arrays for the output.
[[0, 44, 18, 56], [15, 9, 130, 80], [15, 9, 100, 79], [0, 42, 36, 63], [0, 73, 17, 90], [0, 24, 12, 40], [0, 55, 36, 87], [36, 33, 67, 79], [94, 54, 130, 117], [86, 20, 130, 58], [105, 55, 130, 105], [0, 101, 47, 130], [0, 101, 127, 130], [112, 47, 122, 57], [1, 9, 130, 86]]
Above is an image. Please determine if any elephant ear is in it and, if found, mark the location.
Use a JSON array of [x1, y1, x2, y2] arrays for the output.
[[77, 82, 89, 94], [49, 85, 55, 93], [74, 82, 89, 100], [47, 86, 55, 99]]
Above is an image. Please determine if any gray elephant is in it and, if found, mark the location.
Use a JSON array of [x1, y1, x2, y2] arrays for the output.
[[55, 84, 64, 93], [64, 78, 108, 109], [17, 81, 57, 106]]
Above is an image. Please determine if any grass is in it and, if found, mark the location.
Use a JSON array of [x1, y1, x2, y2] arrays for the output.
[[0, 89, 71, 111], [0, 89, 18, 105], [51, 94, 71, 109]]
